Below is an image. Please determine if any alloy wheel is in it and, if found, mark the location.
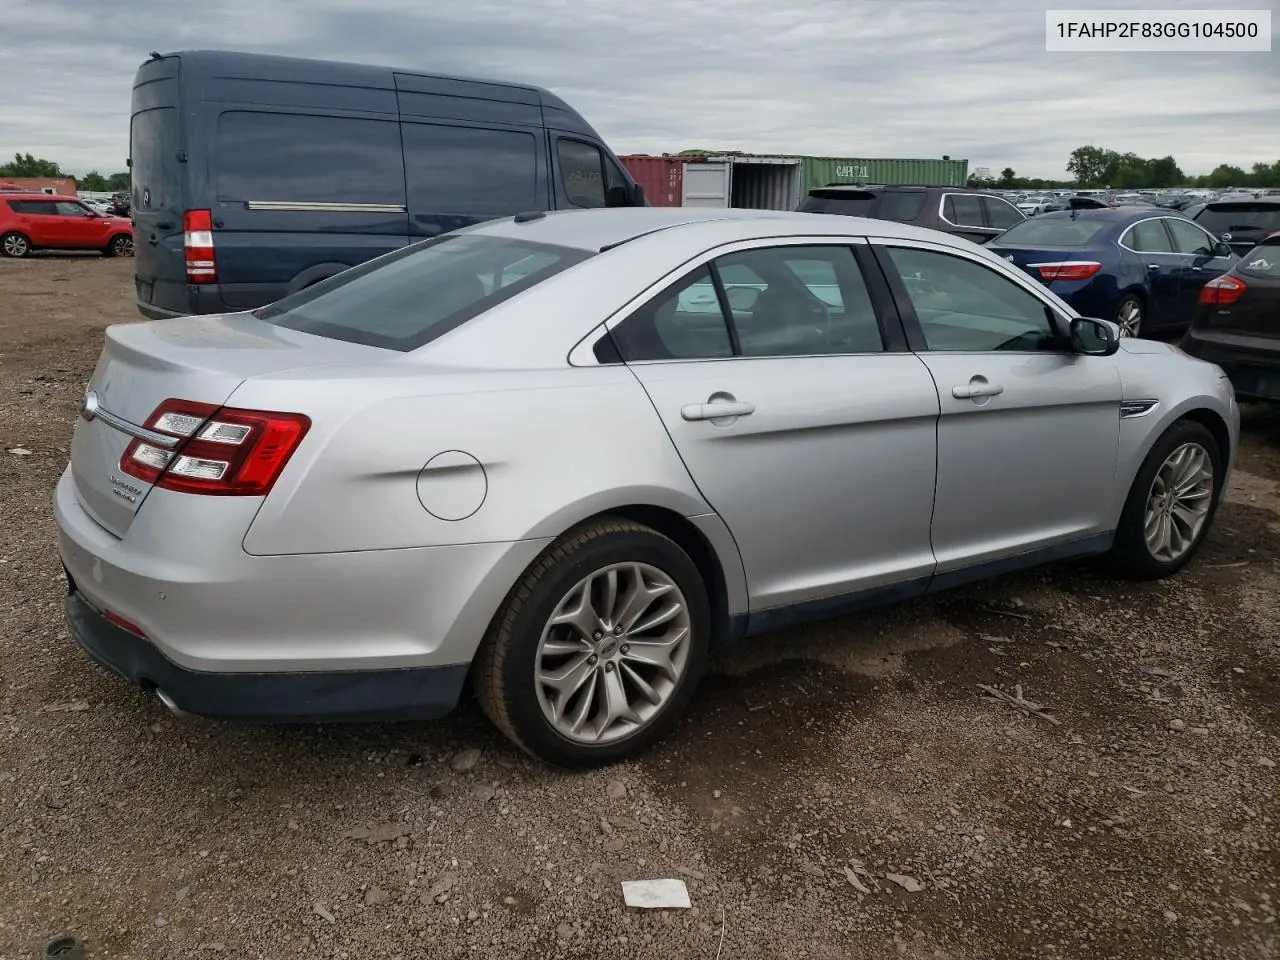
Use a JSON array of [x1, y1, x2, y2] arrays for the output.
[[113, 236, 134, 257], [1143, 442, 1214, 563], [3, 234, 28, 257], [534, 561, 691, 744], [1117, 299, 1142, 337]]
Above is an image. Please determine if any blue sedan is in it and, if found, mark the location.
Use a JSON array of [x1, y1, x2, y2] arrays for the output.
[[987, 208, 1239, 337]]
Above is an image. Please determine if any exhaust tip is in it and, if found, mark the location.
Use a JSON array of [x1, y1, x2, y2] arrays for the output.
[[155, 688, 189, 718]]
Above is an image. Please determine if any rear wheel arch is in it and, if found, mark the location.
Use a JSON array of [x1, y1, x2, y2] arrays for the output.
[[592, 505, 735, 646]]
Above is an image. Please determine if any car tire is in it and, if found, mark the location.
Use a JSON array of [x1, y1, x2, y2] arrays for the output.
[[472, 517, 711, 767], [1, 232, 31, 258], [1114, 294, 1144, 338], [105, 234, 134, 258], [1108, 419, 1224, 580]]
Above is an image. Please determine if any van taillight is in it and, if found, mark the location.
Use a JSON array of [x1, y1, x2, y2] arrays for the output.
[[183, 209, 217, 284], [119, 399, 310, 496]]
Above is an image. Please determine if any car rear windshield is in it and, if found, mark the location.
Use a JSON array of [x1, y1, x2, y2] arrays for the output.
[[798, 190, 927, 222], [255, 234, 593, 351], [994, 217, 1109, 247], [1238, 241, 1280, 279], [1195, 203, 1280, 237]]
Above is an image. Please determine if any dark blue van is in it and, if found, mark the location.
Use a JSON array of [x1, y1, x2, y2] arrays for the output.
[[130, 50, 645, 319]]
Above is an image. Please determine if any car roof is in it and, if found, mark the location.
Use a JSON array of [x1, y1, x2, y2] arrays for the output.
[[1202, 197, 1280, 207], [1030, 207, 1177, 225], [0, 192, 79, 202], [468, 206, 966, 253]]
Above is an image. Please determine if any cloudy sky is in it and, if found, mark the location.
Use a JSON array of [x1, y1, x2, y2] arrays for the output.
[[2, 0, 1276, 179]]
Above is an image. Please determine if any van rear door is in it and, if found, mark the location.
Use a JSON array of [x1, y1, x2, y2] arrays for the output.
[[131, 56, 186, 318]]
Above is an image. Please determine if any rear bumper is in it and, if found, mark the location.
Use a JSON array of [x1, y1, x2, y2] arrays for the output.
[[67, 588, 468, 721], [1181, 328, 1280, 401], [136, 284, 230, 320]]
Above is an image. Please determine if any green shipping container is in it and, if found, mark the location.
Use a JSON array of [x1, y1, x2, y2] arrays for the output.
[[801, 157, 969, 193]]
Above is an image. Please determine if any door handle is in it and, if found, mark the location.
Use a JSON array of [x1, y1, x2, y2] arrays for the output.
[[681, 400, 755, 422], [156, 220, 173, 230], [952, 381, 1004, 400], [1147, 263, 1161, 272]]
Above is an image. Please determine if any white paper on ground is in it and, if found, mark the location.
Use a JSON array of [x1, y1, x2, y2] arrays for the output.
[[620, 878, 692, 909]]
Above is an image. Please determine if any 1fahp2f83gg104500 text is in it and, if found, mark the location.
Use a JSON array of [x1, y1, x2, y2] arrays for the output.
[[1057, 20, 1258, 39]]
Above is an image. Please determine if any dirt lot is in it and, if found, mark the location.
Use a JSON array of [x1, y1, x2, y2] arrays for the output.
[[1, 255, 1278, 960]]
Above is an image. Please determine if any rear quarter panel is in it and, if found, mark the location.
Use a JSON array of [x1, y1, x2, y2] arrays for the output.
[[234, 364, 715, 555]]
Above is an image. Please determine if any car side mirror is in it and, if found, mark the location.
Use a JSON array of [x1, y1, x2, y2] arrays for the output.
[[1070, 316, 1120, 355], [631, 182, 646, 207], [1213, 241, 1233, 257]]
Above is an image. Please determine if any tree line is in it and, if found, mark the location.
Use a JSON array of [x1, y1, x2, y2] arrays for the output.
[[0, 153, 129, 192], [970, 145, 1280, 191]]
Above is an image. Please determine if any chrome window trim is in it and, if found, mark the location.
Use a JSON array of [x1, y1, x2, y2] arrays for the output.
[[1162, 216, 1232, 257], [569, 234, 876, 367], [981, 195, 1027, 230], [1116, 215, 1221, 256], [244, 201, 408, 213], [936, 192, 991, 231]]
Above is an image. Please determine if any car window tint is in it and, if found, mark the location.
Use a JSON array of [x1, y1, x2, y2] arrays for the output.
[[984, 198, 1024, 229], [1195, 203, 1280, 237], [994, 217, 1108, 246], [216, 111, 406, 206], [945, 194, 984, 227], [54, 201, 89, 216], [1165, 218, 1216, 256], [255, 235, 591, 352], [401, 123, 539, 217], [9, 199, 57, 215], [884, 246, 1059, 352], [717, 245, 883, 356], [610, 265, 734, 361], [798, 190, 925, 221], [558, 140, 607, 208], [1239, 242, 1280, 279], [1123, 220, 1173, 253]]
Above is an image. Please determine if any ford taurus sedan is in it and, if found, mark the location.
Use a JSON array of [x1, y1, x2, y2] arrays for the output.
[[55, 208, 1239, 766]]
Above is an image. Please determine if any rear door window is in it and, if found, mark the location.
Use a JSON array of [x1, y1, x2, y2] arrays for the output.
[[8, 199, 57, 215], [983, 197, 1023, 230], [255, 234, 591, 351], [130, 106, 179, 213], [401, 123, 539, 217], [943, 194, 984, 227], [215, 111, 406, 206], [1122, 220, 1174, 253]]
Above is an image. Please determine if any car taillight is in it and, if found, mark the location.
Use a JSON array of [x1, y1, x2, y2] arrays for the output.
[[1033, 261, 1102, 282], [183, 209, 217, 284], [119, 399, 310, 496], [1199, 274, 1247, 306]]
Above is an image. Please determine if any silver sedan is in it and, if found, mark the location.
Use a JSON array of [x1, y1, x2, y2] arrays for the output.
[[55, 208, 1238, 766]]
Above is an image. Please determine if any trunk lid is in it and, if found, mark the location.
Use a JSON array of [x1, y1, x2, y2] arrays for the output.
[[69, 312, 390, 537], [985, 244, 1091, 284]]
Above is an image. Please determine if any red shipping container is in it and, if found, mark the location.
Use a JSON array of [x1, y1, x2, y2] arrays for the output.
[[619, 156, 685, 207]]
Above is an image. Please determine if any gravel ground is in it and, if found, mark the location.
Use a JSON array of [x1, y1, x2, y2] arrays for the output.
[[2, 256, 1278, 960]]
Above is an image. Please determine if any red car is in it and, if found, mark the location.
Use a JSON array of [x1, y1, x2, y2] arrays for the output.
[[0, 193, 133, 258]]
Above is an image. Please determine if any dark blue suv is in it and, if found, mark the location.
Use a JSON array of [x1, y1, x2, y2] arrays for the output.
[[130, 50, 644, 320], [987, 208, 1238, 337]]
